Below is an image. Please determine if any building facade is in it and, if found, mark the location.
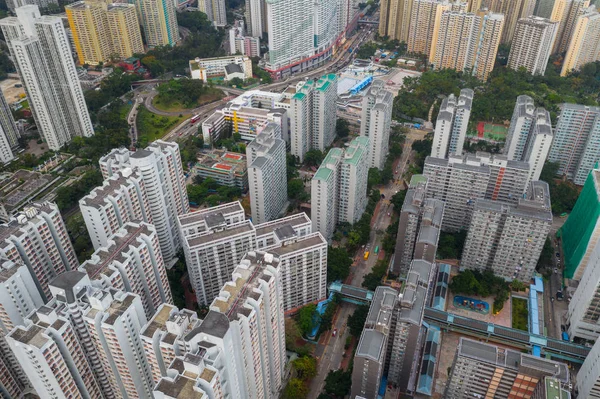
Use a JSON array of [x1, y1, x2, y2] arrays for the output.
[[360, 80, 393, 169], [508, 16, 559, 75], [136, 0, 179, 47], [431, 89, 473, 159], [561, 7, 600, 76], [246, 130, 287, 224], [198, 0, 226, 26]]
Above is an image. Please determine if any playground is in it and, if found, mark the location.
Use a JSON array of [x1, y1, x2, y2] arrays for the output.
[[453, 295, 490, 314], [468, 122, 508, 141]]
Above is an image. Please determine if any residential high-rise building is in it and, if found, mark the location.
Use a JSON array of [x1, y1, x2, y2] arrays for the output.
[[430, 89, 474, 158], [508, 16, 559, 75], [0, 202, 77, 300], [0, 6, 94, 151], [462, 181, 553, 281], [83, 289, 154, 399], [523, 107, 554, 182], [136, 0, 179, 47], [504, 96, 553, 182], [99, 141, 190, 263], [351, 260, 435, 398], [408, 0, 465, 55], [244, 0, 264, 37], [0, 257, 43, 398], [559, 167, 600, 279], [105, 4, 144, 59], [547, 103, 600, 185], [229, 21, 261, 56], [445, 338, 570, 397], [536, 0, 558, 18], [289, 74, 338, 160], [48, 271, 116, 398], [0, 91, 19, 163], [179, 214, 257, 305], [423, 153, 530, 231], [551, 0, 590, 54], [360, 80, 393, 169], [489, 0, 537, 43], [392, 177, 445, 276], [430, 10, 504, 81], [561, 7, 600, 76], [312, 137, 370, 240], [7, 304, 103, 399], [246, 130, 287, 224], [140, 304, 198, 384], [6, 0, 58, 12], [379, 0, 413, 41], [177, 250, 286, 398], [79, 222, 173, 319], [80, 167, 151, 249], [577, 338, 600, 398], [198, 0, 226, 26], [504, 95, 537, 160], [65, 1, 112, 65]]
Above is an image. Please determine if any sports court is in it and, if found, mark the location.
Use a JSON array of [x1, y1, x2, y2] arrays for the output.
[[471, 121, 508, 141]]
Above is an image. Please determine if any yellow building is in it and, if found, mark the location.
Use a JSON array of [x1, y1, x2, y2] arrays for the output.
[[379, 0, 413, 41], [66, 1, 112, 65], [106, 4, 144, 58], [408, 0, 465, 55], [550, 0, 590, 54], [136, 0, 180, 47], [561, 8, 600, 75], [430, 9, 504, 81], [488, 0, 536, 43], [66, 0, 144, 65]]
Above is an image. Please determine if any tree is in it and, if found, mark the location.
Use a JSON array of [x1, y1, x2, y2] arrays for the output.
[[288, 179, 306, 200], [335, 118, 350, 139], [296, 304, 316, 336], [318, 302, 337, 335], [362, 261, 387, 290], [348, 305, 369, 337], [323, 369, 352, 398], [287, 153, 299, 181], [282, 378, 308, 399], [540, 161, 560, 184], [292, 356, 317, 380], [390, 190, 406, 210], [304, 149, 324, 167], [367, 167, 381, 191], [327, 246, 352, 282]]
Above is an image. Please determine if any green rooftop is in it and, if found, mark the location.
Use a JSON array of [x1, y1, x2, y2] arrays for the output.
[[409, 174, 428, 187], [316, 81, 331, 92], [314, 167, 333, 181], [292, 92, 306, 101], [190, 62, 200, 71]]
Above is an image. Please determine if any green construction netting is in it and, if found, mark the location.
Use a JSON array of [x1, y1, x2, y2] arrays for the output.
[[560, 170, 600, 278]]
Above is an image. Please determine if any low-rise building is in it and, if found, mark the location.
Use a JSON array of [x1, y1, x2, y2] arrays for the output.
[[189, 55, 252, 82], [193, 149, 248, 191]]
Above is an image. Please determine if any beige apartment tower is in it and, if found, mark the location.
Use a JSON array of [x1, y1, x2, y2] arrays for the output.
[[106, 4, 144, 58], [379, 0, 413, 41], [561, 8, 600, 76], [407, 0, 465, 56], [489, 0, 536, 43], [551, 0, 590, 54]]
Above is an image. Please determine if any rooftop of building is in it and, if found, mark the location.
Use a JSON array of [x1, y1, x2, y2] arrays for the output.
[[80, 222, 151, 279], [80, 169, 138, 208], [0, 258, 22, 283], [154, 374, 205, 398], [268, 233, 326, 256], [185, 219, 254, 247], [365, 286, 398, 327], [88, 291, 137, 326], [355, 329, 385, 361], [314, 148, 343, 181], [178, 201, 244, 227], [9, 324, 49, 349], [254, 212, 310, 238], [195, 149, 246, 174], [49, 271, 88, 303], [141, 303, 176, 339]]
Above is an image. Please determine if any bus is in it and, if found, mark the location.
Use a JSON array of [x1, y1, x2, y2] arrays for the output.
[[374, 246, 379, 254], [190, 114, 202, 124], [364, 251, 370, 260]]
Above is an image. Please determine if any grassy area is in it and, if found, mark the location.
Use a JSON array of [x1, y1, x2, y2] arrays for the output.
[[118, 102, 133, 119], [136, 105, 184, 144], [512, 297, 529, 332], [152, 88, 224, 113]]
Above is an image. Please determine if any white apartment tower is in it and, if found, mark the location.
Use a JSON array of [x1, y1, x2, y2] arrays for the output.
[[504, 95, 536, 160], [80, 168, 151, 250], [360, 80, 394, 169], [0, 202, 78, 300], [462, 181, 552, 281], [245, 0, 264, 37], [431, 89, 474, 159], [79, 222, 173, 319], [136, 0, 180, 46], [178, 211, 257, 306], [0, 6, 94, 151], [548, 103, 600, 185], [98, 141, 190, 263], [0, 91, 20, 163], [311, 148, 341, 240], [83, 289, 153, 399], [7, 305, 103, 399], [561, 7, 600, 76], [140, 304, 199, 384], [0, 258, 43, 398], [508, 16, 559, 75], [577, 338, 600, 398], [289, 74, 338, 161], [181, 250, 286, 398], [246, 130, 287, 224], [199, 0, 227, 26], [523, 108, 554, 182]]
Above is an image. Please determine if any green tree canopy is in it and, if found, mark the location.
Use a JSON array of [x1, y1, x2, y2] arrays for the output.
[[348, 304, 370, 337], [323, 369, 352, 398], [304, 149, 324, 167], [327, 246, 352, 283], [296, 304, 316, 336]]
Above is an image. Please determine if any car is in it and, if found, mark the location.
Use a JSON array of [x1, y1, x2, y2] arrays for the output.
[[557, 291, 564, 301], [332, 329, 338, 337], [556, 252, 560, 258], [554, 268, 558, 274]]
